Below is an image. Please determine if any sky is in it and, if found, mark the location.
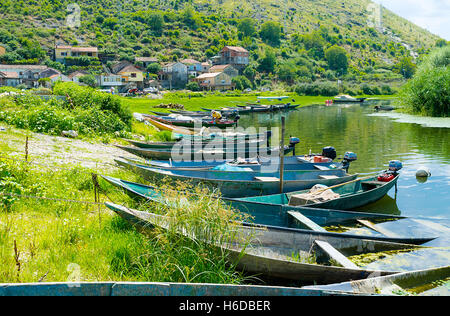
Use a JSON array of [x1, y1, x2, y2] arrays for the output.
[[373, 0, 450, 40]]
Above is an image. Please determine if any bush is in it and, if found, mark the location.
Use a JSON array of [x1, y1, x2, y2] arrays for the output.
[[400, 46, 450, 117], [295, 82, 338, 96], [185, 81, 200, 91]]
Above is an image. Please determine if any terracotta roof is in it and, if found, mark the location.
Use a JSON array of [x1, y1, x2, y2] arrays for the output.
[[68, 71, 88, 78], [136, 57, 158, 62], [118, 65, 142, 73], [0, 71, 19, 79], [56, 45, 98, 53], [180, 58, 201, 65], [195, 72, 222, 79], [0, 64, 48, 71], [209, 64, 234, 72], [222, 46, 248, 53]]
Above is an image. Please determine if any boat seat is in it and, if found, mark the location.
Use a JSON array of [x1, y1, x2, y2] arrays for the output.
[[318, 175, 339, 179], [314, 165, 330, 171], [254, 176, 280, 182]]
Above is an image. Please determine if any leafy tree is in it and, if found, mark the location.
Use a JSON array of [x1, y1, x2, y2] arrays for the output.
[[186, 81, 200, 91], [147, 62, 161, 74], [393, 57, 416, 79], [260, 21, 281, 46], [277, 62, 297, 84], [237, 18, 256, 39], [79, 75, 97, 88], [302, 31, 325, 59], [232, 76, 252, 90], [147, 12, 164, 36], [257, 49, 276, 73], [325, 45, 348, 73]]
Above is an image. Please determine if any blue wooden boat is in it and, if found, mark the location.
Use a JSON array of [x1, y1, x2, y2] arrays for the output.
[[226, 174, 400, 210], [114, 158, 358, 197], [100, 175, 435, 245], [121, 156, 347, 172], [105, 202, 421, 284]]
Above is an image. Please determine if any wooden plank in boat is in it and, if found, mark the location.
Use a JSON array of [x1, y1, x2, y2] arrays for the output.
[[318, 175, 339, 179], [357, 219, 400, 238], [362, 181, 386, 186], [254, 176, 280, 182], [287, 211, 327, 232], [314, 240, 361, 270], [314, 165, 330, 171]]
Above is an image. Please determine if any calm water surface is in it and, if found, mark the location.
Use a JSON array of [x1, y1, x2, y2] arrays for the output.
[[238, 101, 450, 272]]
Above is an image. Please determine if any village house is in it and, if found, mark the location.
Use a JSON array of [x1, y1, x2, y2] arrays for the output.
[[201, 61, 211, 73], [0, 71, 20, 87], [160, 62, 188, 89], [67, 70, 88, 83], [117, 64, 144, 89], [97, 74, 123, 90], [192, 72, 233, 91], [55, 45, 99, 63], [179, 58, 203, 78], [209, 64, 239, 78], [213, 46, 249, 71], [0, 65, 60, 88], [135, 57, 158, 69]]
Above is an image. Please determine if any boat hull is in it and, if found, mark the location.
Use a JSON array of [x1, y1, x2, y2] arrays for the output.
[[114, 159, 357, 198], [105, 202, 412, 284]]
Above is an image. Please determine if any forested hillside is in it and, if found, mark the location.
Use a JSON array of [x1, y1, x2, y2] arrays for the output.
[[0, 0, 444, 91]]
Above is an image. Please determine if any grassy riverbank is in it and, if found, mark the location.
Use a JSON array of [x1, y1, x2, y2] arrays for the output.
[[122, 92, 397, 114], [0, 129, 248, 284]]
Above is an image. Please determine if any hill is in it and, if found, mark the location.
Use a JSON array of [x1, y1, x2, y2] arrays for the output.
[[0, 0, 444, 91]]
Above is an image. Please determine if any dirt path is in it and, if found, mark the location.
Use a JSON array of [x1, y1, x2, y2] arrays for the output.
[[0, 126, 135, 171]]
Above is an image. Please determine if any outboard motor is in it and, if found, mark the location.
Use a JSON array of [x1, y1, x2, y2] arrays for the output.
[[289, 137, 300, 155], [322, 146, 337, 160], [377, 160, 403, 182], [342, 151, 357, 172]]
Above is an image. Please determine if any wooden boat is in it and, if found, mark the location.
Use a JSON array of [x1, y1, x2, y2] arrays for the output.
[[304, 266, 450, 296], [105, 202, 420, 284], [226, 175, 400, 210], [115, 142, 294, 161], [120, 155, 347, 172], [144, 114, 238, 129], [333, 95, 366, 103], [100, 175, 435, 245], [145, 116, 197, 135], [114, 158, 357, 198], [0, 281, 366, 296], [124, 137, 267, 150]]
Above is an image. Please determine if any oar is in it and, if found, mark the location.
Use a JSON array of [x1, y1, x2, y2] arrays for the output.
[[311, 175, 374, 195]]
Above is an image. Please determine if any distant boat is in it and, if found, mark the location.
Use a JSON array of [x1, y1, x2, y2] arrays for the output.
[[105, 202, 421, 284], [333, 95, 366, 103]]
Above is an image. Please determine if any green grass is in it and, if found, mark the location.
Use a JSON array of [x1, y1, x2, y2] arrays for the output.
[[122, 93, 396, 115], [0, 147, 249, 284]]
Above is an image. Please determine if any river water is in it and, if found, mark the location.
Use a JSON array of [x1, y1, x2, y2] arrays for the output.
[[238, 100, 450, 275]]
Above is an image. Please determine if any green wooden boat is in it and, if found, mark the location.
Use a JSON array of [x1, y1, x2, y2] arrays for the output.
[[305, 266, 450, 296], [227, 175, 400, 210], [114, 158, 357, 197], [105, 202, 425, 284], [100, 175, 435, 245]]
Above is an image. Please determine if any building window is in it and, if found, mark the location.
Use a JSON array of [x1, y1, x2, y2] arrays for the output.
[[131, 73, 137, 78]]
